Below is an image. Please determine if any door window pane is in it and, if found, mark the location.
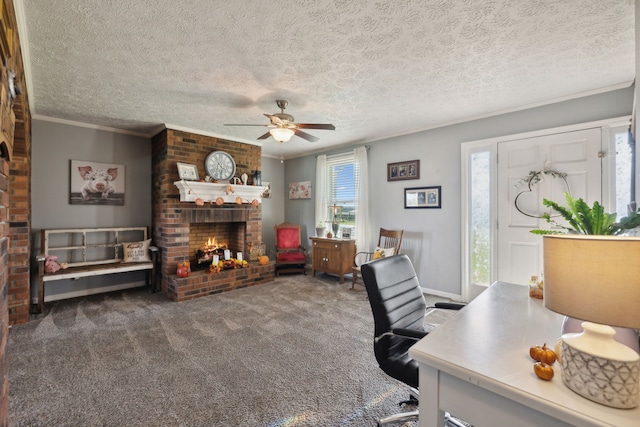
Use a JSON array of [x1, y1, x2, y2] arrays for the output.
[[470, 151, 491, 286], [614, 130, 634, 218]]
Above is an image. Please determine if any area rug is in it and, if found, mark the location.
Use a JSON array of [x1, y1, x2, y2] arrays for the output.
[[8, 273, 456, 427]]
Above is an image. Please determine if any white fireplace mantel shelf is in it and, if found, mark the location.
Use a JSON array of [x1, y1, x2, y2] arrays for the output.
[[174, 180, 267, 204]]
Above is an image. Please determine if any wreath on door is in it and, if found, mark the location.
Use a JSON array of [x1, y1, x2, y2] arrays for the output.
[[514, 168, 570, 218]]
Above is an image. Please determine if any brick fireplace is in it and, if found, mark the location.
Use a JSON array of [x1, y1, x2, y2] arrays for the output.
[[151, 128, 274, 301]]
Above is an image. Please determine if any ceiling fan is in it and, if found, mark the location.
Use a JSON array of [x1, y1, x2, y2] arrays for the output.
[[225, 100, 335, 143]]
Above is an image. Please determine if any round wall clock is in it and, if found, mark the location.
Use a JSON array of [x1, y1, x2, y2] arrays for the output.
[[205, 151, 236, 181]]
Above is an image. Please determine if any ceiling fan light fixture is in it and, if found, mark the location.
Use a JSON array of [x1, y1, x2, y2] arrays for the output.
[[270, 128, 295, 142]]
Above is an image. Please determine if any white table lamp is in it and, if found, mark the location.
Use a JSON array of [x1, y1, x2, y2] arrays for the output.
[[543, 234, 640, 409]]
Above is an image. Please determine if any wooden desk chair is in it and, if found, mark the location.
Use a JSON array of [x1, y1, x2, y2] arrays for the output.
[[274, 222, 307, 276], [351, 228, 403, 290]]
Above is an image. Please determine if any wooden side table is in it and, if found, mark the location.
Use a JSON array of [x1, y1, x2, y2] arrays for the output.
[[310, 237, 356, 284]]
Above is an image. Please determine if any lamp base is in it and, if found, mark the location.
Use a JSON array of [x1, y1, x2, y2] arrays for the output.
[[561, 316, 640, 353], [561, 322, 640, 409]]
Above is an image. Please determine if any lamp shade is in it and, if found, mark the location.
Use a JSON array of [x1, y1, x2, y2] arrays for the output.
[[543, 234, 640, 329], [269, 128, 295, 142]]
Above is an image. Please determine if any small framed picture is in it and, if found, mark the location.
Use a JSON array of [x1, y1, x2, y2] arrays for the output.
[[262, 181, 272, 199], [341, 228, 352, 239], [289, 181, 311, 199], [388, 160, 420, 181], [177, 162, 199, 181], [404, 186, 441, 209]]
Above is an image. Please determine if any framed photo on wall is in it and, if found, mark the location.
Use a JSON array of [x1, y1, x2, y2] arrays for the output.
[[404, 186, 441, 209], [387, 160, 420, 181], [289, 181, 311, 199], [262, 181, 272, 199], [70, 160, 125, 205]]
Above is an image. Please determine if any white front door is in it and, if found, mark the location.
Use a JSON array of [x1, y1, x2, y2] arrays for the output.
[[496, 128, 603, 285]]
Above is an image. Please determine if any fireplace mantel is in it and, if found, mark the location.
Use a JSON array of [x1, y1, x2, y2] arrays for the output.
[[174, 180, 268, 204]]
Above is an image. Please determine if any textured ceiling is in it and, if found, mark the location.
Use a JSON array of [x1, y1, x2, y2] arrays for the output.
[[16, 0, 635, 158]]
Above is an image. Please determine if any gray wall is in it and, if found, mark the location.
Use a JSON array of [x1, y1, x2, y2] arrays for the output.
[[31, 119, 153, 299], [32, 120, 153, 229], [31, 119, 287, 299], [260, 157, 286, 256], [283, 87, 633, 298], [30, 86, 633, 300]]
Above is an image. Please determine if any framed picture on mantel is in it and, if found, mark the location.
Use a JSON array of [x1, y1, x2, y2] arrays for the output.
[[387, 159, 420, 181]]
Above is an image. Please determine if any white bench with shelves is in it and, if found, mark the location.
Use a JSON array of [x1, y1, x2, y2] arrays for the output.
[[34, 227, 158, 313]]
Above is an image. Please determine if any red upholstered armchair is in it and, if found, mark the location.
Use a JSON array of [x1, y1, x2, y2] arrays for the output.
[[274, 222, 307, 276]]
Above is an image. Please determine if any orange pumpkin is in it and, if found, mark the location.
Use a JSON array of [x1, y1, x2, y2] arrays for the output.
[[176, 261, 191, 278], [529, 343, 557, 365], [533, 362, 554, 381], [259, 255, 269, 265]]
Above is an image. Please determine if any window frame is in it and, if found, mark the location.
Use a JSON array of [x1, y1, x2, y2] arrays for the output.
[[322, 152, 359, 239]]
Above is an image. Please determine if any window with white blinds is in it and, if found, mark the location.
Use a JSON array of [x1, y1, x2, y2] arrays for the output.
[[323, 152, 359, 238]]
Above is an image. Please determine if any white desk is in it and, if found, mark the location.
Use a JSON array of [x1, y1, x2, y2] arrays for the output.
[[409, 281, 640, 427]]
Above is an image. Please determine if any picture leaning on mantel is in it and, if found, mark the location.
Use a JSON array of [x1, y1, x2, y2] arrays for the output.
[[177, 162, 199, 181], [388, 159, 420, 181], [70, 160, 125, 206], [404, 186, 441, 209]]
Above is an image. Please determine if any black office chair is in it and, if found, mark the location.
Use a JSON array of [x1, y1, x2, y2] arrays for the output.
[[361, 254, 466, 427]]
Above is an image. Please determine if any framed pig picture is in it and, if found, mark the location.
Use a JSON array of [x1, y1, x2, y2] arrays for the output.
[[70, 160, 125, 205]]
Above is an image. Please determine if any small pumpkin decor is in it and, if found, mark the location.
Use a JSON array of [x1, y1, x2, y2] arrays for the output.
[[529, 343, 557, 365], [259, 255, 269, 265], [529, 343, 557, 381], [533, 362, 554, 381], [176, 261, 191, 278]]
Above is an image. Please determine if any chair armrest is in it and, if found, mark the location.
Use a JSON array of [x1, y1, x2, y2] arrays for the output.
[[433, 302, 466, 311], [392, 328, 429, 340], [375, 328, 428, 343], [354, 251, 375, 267]]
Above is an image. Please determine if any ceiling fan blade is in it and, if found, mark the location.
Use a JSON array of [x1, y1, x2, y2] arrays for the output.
[[224, 123, 270, 127], [257, 131, 272, 140], [294, 129, 319, 142], [294, 123, 335, 130]]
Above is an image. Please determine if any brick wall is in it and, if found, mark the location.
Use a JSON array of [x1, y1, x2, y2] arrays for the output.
[[151, 128, 273, 301], [1, 0, 32, 424]]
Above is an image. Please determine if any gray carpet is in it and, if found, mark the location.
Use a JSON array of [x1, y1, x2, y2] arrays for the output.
[[8, 273, 456, 427]]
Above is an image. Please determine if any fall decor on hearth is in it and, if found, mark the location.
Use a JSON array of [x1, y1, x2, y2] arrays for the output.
[[207, 258, 249, 273], [176, 261, 191, 278]]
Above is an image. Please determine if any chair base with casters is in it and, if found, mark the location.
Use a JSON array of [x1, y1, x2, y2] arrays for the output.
[[361, 254, 466, 426], [351, 228, 404, 290]]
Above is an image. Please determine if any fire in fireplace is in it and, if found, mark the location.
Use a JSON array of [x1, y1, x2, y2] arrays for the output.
[[190, 222, 246, 270], [195, 237, 228, 268]]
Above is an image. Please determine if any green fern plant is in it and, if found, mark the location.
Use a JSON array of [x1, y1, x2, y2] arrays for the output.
[[530, 192, 640, 235]]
